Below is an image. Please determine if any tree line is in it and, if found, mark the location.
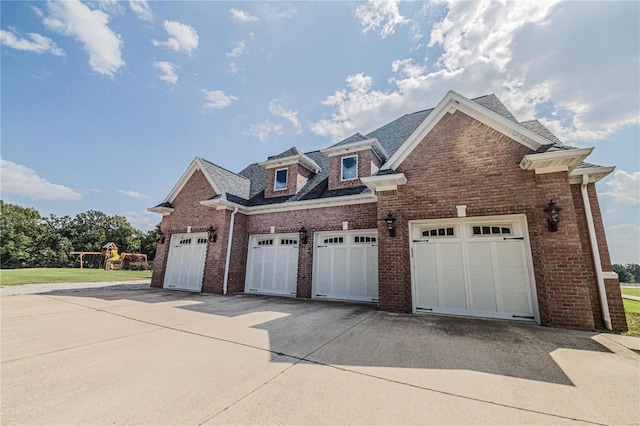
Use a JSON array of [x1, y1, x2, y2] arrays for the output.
[[613, 263, 640, 283], [0, 200, 158, 269]]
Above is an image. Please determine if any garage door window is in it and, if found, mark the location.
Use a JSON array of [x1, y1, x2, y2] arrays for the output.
[[323, 237, 344, 244], [281, 239, 298, 245], [421, 227, 455, 237], [354, 236, 377, 243], [472, 225, 512, 236]]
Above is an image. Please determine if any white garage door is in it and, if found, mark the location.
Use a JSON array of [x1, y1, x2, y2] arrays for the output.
[[163, 233, 208, 292], [245, 234, 299, 296], [411, 215, 537, 321], [313, 230, 379, 303]]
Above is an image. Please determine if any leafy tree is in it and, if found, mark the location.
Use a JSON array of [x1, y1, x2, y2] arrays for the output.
[[0, 201, 46, 268], [613, 264, 634, 283], [140, 224, 159, 260], [624, 263, 640, 283]]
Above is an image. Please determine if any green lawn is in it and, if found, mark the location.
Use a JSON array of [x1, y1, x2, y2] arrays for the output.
[[0, 268, 152, 286], [620, 287, 640, 298], [623, 299, 640, 338]]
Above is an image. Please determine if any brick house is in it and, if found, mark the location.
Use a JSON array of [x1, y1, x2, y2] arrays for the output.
[[148, 91, 627, 331]]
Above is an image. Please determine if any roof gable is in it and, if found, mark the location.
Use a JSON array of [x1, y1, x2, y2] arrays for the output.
[[381, 91, 557, 171]]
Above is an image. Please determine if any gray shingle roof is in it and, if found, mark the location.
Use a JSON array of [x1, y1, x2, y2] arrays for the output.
[[200, 158, 250, 200], [168, 93, 592, 210]]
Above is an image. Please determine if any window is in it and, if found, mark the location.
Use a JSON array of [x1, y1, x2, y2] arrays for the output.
[[196, 238, 207, 244], [354, 236, 377, 243], [341, 155, 358, 181], [275, 168, 288, 191], [472, 225, 512, 236], [257, 239, 274, 246], [280, 239, 298, 245], [323, 237, 344, 244], [179, 238, 192, 245], [421, 227, 455, 237]]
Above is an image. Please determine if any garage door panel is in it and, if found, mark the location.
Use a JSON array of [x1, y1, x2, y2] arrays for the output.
[[163, 233, 207, 292], [314, 231, 378, 302], [412, 217, 535, 321], [246, 235, 298, 296]]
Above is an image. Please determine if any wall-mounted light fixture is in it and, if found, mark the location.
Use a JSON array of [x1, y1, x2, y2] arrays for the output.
[[207, 225, 217, 243], [298, 226, 308, 245], [156, 228, 165, 244], [382, 212, 397, 237], [543, 200, 562, 232]]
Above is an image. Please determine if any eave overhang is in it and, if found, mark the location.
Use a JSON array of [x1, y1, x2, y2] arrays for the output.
[[360, 173, 408, 192], [519, 148, 593, 175], [568, 165, 615, 184], [147, 206, 175, 216], [321, 138, 389, 161], [258, 153, 321, 174], [200, 191, 377, 215]]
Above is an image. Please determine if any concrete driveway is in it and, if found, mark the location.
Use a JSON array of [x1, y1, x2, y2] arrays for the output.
[[2, 283, 639, 425]]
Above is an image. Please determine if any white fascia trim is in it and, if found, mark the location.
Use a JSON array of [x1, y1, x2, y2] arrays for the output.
[[200, 192, 377, 215], [360, 173, 408, 192], [382, 91, 556, 171], [246, 192, 377, 215], [519, 148, 593, 174], [147, 206, 174, 216], [602, 271, 618, 280], [321, 138, 389, 161], [258, 153, 321, 173], [568, 165, 615, 184], [164, 157, 221, 204]]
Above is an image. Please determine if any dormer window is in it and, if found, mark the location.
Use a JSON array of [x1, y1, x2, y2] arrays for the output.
[[275, 168, 288, 191], [341, 155, 358, 181]]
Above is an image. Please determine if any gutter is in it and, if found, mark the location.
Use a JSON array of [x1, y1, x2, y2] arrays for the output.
[[222, 207, 238, 295], [581, 174, 612, 330]]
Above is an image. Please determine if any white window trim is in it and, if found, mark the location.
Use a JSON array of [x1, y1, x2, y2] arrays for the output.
[[274, 168, 288, 191], [341, 155, 358, 181]]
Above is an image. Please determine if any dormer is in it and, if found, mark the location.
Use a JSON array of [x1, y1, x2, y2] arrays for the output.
[[321, 134, 388, 190], [258, 147, 321, 198]]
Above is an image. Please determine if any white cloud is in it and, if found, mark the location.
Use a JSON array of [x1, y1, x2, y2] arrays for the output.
[[260, 3, 296, 20], [152, 20, 199, 55], [226, 40, 247, 58], [269, 100, 302, 133], [0, 29, 65, 56], [118, 189, 146, 198], [606, 224, 640, 264], [201, 89, 237, 110], [599, 170, 640, 205], [129, 0, 153, 21], [229, 62, 241, 74], [355, 0, 410, 38], [153, 61, 178, 85], [230, 8, 258, 23], [42, 0, 124, 77], [248, 120, 283, 142], [0, 158, 82, 201], [313, 1, 639, 144], [124, 210, 159, 232]]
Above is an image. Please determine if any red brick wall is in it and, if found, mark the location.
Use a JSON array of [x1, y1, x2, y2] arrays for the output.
[[264, 163, 315, 198], [150, 169, 229, 292], [376, 110, 600, 330], [571, 183, 627, 331], [225, 203, 378, 298], [328, 150, 377, 190]]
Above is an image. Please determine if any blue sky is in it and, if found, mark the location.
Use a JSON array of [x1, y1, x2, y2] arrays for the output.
[[1, 1, 639, 263]]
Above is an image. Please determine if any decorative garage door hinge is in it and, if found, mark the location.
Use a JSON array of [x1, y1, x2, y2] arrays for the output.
[[512, 315, 534, 319], [503, 237, 524, 240], [417, 307, 433, 311], [317, 245, 328, 248], [413, 239, 429, 243], [316, 294, 327, 297], [249, 289, 258, 292]]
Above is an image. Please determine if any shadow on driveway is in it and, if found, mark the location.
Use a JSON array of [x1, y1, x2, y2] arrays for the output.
[[38, 284, 611, 386]]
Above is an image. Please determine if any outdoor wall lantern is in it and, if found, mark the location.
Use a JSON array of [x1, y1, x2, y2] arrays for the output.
[[298, 226, 308, 245], [156, 228, 165, 244], [207, 226, 217, 243], [543, 200, 562, 232], [383, 212, 397, 237]]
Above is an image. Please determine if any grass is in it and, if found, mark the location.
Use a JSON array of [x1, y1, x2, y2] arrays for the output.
[[0, 268, 152, 286], [620, 287, 640, 298], [623, 299, 640, 338]]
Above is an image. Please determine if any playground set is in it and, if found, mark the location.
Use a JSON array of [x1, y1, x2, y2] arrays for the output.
[[71, 242, 149, 270]]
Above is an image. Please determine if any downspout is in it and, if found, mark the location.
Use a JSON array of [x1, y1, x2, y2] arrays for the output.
[[581, 174, 612, 330], [222, 207, 238, 295]]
